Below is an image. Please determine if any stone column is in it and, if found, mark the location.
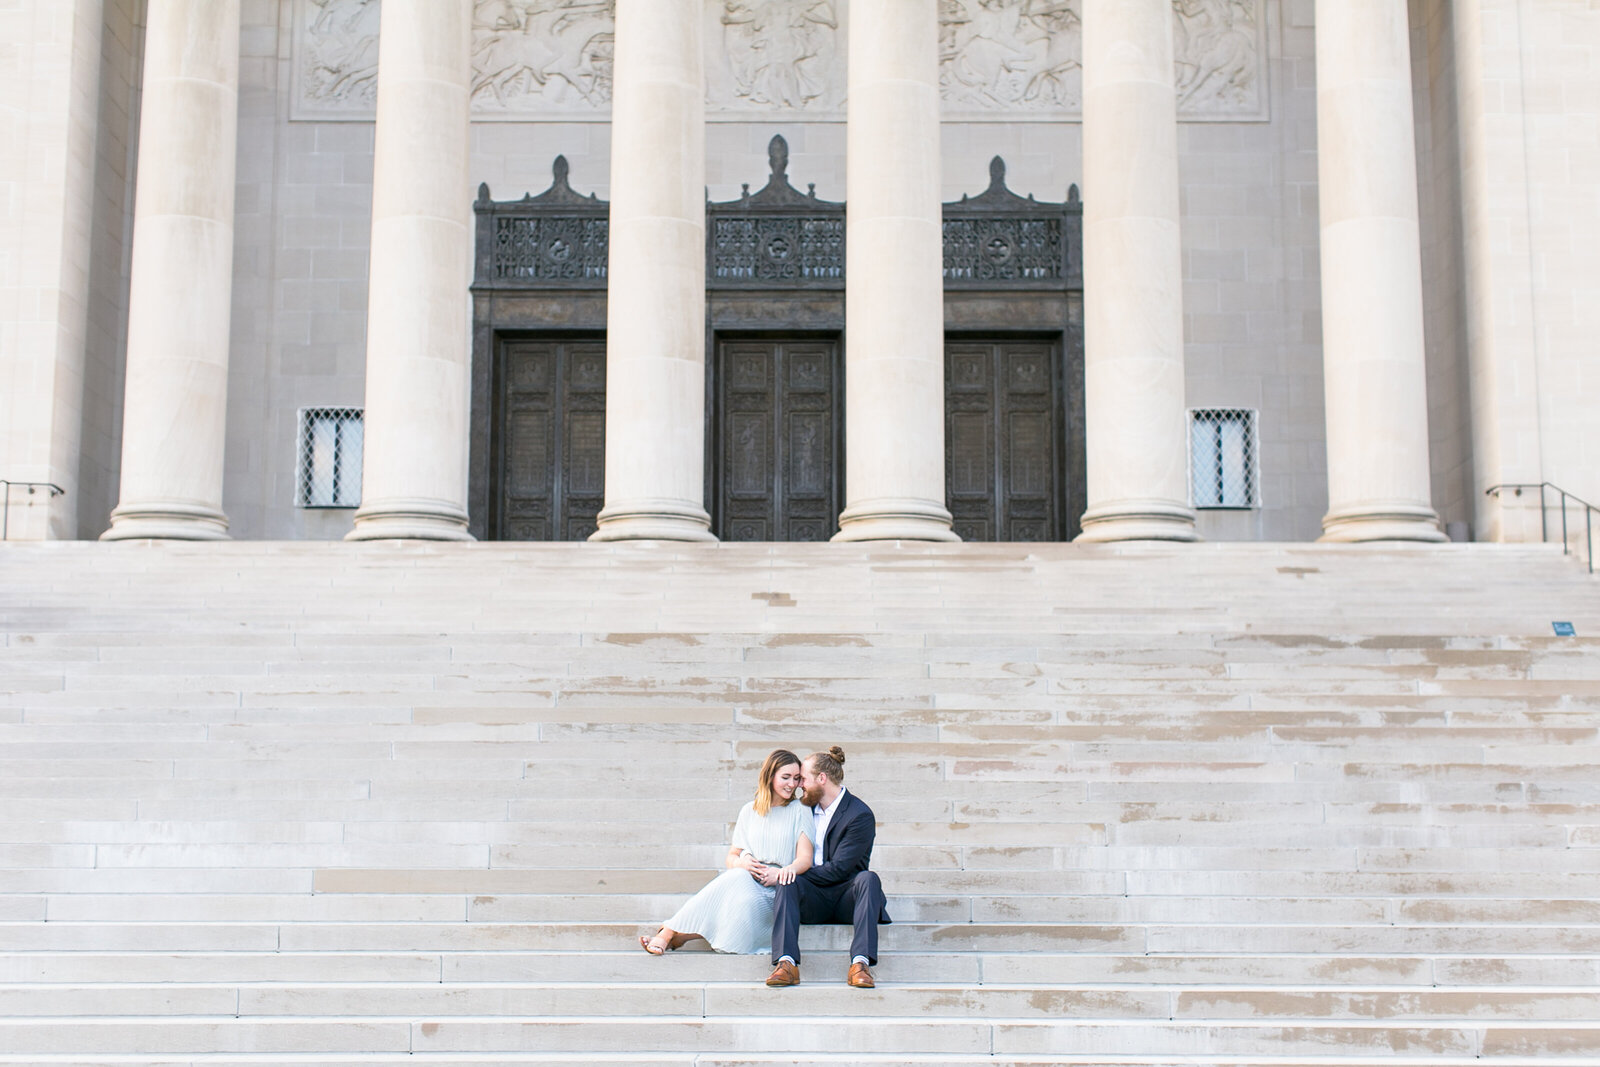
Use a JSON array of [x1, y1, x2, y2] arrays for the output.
[[347, 0, 475, 541], [590, 0, 715, 541], [1314, 0, 1444, 542], [102, 0, 240, 541], [832, 0, 958, 543], [1075, 0, 1197, 543]]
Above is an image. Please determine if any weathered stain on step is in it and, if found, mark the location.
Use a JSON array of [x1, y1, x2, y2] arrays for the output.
[[760, 633, 870, 647], [1277, 566, 1321, 577], [751, 592, 796, 607], [597, 633, 701, 646]]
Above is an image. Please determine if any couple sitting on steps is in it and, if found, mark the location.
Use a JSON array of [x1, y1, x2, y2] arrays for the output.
[[638, 746, 890, 988]]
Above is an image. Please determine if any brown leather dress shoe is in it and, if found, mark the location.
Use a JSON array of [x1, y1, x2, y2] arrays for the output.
[[847, 962, 875, 988], [765, 960, 800, 987]]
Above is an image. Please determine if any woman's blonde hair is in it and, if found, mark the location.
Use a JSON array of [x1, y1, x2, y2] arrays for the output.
[[753, 748, 802, 816]]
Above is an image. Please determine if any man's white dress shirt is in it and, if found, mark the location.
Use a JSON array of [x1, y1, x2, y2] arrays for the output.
[[811, 786, 847, 866]]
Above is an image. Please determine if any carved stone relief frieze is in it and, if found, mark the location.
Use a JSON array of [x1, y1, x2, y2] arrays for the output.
[[708, 0, 845, 112], [292, 0, 1265, 122], [939, 0, 1266, 120]]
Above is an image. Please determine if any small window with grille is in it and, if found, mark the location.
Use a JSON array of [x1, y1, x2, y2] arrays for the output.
[[1189, 408, 1258, 509], [296, 407, 363, 508]]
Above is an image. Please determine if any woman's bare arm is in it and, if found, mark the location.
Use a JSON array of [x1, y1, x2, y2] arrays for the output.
[[727, 843, 764, 874], [774, 833, 813, 885]]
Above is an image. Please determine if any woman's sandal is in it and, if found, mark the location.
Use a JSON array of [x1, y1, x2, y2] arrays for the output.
[[639, 929, 676, 955]]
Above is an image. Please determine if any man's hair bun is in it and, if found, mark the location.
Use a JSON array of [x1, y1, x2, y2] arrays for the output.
[[810, 746, 846, 784]]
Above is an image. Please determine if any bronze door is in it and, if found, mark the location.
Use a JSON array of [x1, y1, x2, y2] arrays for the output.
[[946, 340, 1066, 541], [715, 339, 840, 541], [492, 338, 605, 540]]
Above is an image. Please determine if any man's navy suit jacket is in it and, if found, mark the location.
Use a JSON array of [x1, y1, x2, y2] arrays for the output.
[[801, 790, 891, 924]]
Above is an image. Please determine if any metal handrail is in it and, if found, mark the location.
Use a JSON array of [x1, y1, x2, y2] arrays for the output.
[[1486, 482, 1599, 574], [0, 480, 65, 541]]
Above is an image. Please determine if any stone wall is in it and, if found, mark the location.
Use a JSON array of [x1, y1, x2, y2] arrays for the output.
[[1512, 1, 1600, 516]]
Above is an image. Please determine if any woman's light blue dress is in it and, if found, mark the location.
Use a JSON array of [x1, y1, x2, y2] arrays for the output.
[[664, 798, 815, 954]]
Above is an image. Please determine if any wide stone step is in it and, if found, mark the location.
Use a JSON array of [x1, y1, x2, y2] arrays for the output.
[[5, 921, 1598, 955], [9, 950, 1598, 987], [0, 981, 1594, 1022], [46, 891, 1591, 925], [1, 1015, 1593, 1058]]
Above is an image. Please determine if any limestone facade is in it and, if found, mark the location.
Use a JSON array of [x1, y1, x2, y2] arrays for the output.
[[1, 0, 1596, 546]]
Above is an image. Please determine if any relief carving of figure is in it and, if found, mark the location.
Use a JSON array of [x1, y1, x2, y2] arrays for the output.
[[720, 0, 840, 110], [302, 0, 383, 108], [472, 0, 616, 109], [940, 0, 1080, 111], [1172, 0, 1258, 112]]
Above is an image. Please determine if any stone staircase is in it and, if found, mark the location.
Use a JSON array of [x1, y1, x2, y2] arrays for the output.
[[0, 539, 1598, 1065]]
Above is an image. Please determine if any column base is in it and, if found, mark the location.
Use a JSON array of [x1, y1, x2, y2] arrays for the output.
[[1319, 503, 1446, 543], [589, 500, 717, 542], [832, 498, 960, 543], [101, 502, 230, 541], [1074, 500, 1199, 543], [346, 499, 474, 542]]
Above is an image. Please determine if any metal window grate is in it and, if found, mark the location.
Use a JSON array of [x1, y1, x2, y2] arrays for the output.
[[1189, 408, 1258, 508], [296, 407, 363, 508]]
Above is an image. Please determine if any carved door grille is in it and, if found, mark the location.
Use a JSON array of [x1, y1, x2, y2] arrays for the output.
[[943, 157, 1081, 289], [493, 338, 606, 541], [708, 136, 845, 289], [946, 341, 1064, 542], [715, 339, 841, 542], [474, 157, 608, 289], [475, 149, 1081, 294]]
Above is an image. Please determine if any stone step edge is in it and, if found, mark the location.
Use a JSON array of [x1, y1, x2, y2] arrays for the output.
[[0, 1062, 1558, 1067]]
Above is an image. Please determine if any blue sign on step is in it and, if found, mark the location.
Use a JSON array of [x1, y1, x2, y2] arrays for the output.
[[1553, 621, 1577, 636]]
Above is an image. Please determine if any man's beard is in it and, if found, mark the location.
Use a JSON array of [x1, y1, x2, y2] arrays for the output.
[[801, 783, 824, 807]]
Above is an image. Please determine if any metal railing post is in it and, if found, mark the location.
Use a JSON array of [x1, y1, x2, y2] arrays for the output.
[[1561, 490, 1570, 557], [1484, 481, 1600, 576]]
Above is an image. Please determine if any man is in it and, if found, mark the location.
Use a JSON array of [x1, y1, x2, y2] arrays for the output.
[[763, 745, 890, 988]]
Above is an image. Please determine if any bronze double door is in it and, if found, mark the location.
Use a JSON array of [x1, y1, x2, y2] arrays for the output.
[[945, 341, 1075, 542], [490, 338, 606, 541], [491, 336, 1076, 542], [713, 339, 842, 541]]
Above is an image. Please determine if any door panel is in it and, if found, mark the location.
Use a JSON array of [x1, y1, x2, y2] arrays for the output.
[[945, 340, 1066, 542], [716, 339, 840, 542], [493, 338, 605, 541]]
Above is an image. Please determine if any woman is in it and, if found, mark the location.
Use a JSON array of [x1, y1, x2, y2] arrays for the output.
[[639, 749, 815, 955]]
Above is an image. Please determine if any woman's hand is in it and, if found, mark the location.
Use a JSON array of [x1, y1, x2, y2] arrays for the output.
[[775, 865, 798, 886], [733, 850, 766, 876]]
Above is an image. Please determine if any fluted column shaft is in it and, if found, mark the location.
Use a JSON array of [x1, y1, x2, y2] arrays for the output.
[[103, 0, 240, 541], [347, 0, 475, 541], [1314, 0, 1444, 542], [832, 0, 957, 542], [590, 0, 715, 541], [1075, 0, 1197, 543]]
